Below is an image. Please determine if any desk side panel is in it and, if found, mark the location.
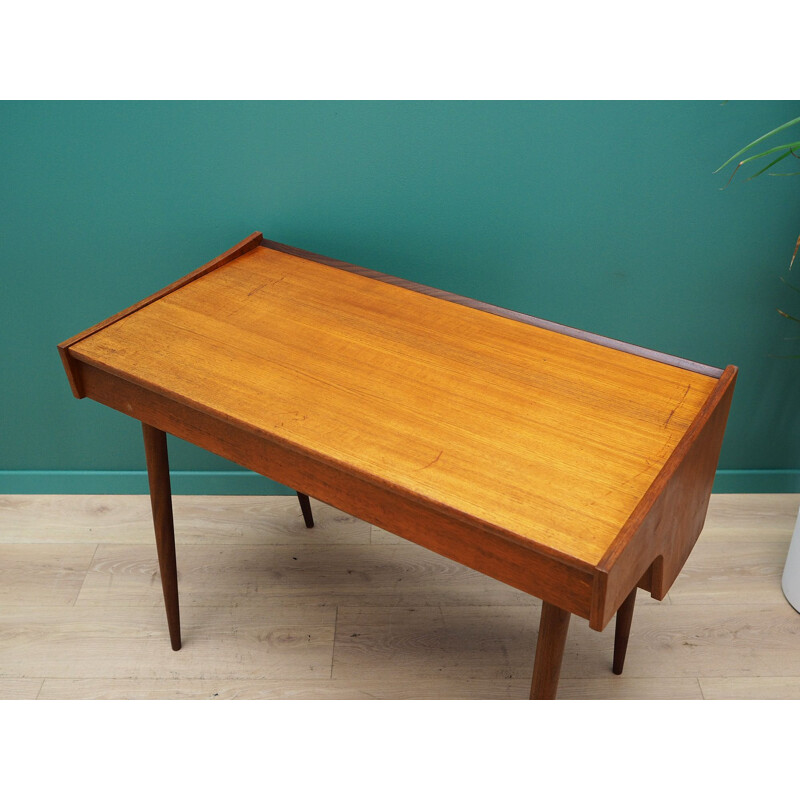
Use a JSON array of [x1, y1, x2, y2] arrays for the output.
[[590, 366, 737, 630], [73, 360, 595, 619]]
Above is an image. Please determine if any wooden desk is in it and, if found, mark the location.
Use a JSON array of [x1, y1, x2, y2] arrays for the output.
[[58, 233, 736, 699]]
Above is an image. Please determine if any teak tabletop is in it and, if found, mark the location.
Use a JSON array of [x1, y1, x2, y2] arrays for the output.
[[58, 233, 737, 699]]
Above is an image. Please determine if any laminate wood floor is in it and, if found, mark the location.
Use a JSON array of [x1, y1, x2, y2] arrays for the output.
[[1, 493, 798, 700]]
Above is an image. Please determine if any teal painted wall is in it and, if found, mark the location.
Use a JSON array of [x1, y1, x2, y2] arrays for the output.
[[2, 100, 799, 494]]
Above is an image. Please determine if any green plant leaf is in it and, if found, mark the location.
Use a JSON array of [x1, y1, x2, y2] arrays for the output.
[[715, 116, 800, 173], [719, 141, 800, 187], [738, 141, 800, 166], [778, 308, 800, 323], [780, 276, 800, 293], [745, 150, 794, 181], [791, 232, 800, 269]]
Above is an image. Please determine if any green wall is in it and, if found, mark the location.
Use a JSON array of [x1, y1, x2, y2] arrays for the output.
[[2, 100, 799, 494]]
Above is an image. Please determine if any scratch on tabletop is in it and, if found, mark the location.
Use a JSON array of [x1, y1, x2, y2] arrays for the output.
[[664, 384, 691, 429], [419, 450, 443, 471]]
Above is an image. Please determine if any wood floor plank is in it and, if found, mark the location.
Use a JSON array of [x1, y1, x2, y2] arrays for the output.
[[557, 677, 704, 700], [0, 605, 335, 680], [2, 494, 799, 699], [0, 494, 155, 544], [0, 544, 96, 606], [333, 606, 541, 680], [0, 679, 44, 699], [701, 494, 798, 542], [334, 602, 800, 683], [37, 677, 530, 700], [37, 676, 704, 701], [561, 603, 800, 679], [699, 677, 800, 700], [370, 525, 410, 545], [34, 675, 704, 700], [669, 540, 790, 605], [75, 543, 539, 609], [0, 495, 369, 545]]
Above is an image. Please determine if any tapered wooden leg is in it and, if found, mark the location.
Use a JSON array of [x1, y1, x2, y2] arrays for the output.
[[296, 491, 314, 528], [142, 423, 181, 651], [530, 602, 571, 699], [613, 587, 637, 675]]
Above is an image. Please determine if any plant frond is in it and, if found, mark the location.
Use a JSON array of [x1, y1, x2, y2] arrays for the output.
[[780, 276, 800, 293], [745, 150, 794, 181], [737, 141, 800, 169], [791, 232, 800, 269], [715, 116, 800, 173], [777, 308, 800, 323]]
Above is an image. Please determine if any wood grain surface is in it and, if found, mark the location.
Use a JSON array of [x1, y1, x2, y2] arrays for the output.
[[1, 494, 798, 700], [67, 245, 719, 567], [0, 679, 43, 699], [0, 544, 96, 606]]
